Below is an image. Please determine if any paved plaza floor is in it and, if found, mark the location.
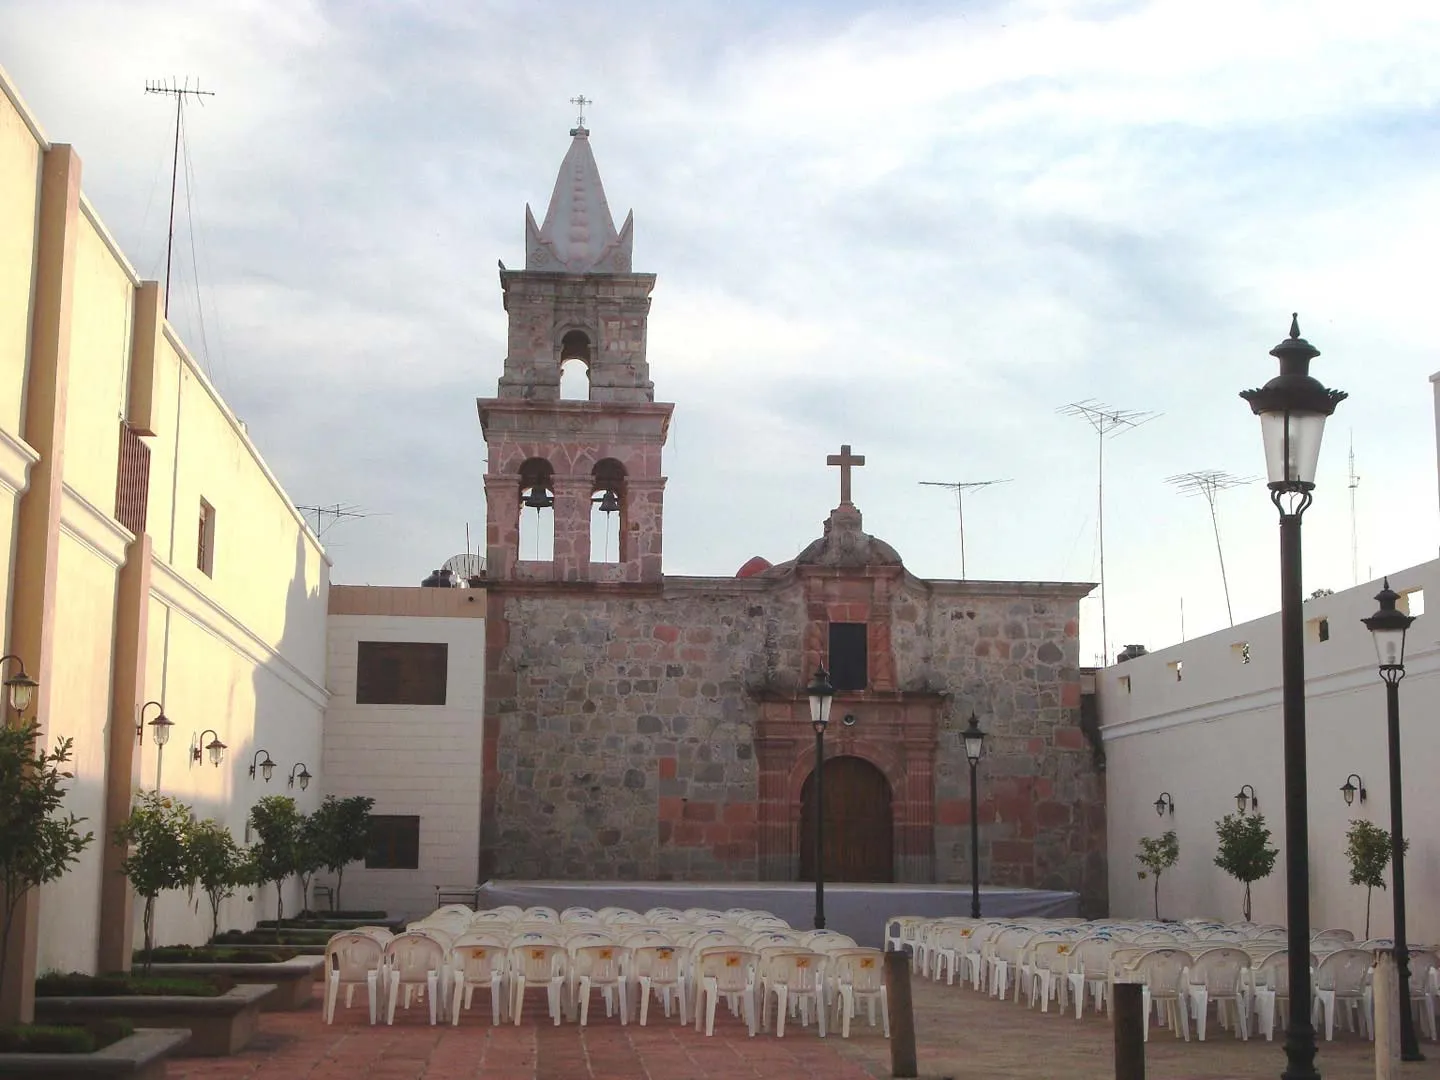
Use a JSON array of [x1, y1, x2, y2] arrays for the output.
[[168, 977, 1440, 1079]]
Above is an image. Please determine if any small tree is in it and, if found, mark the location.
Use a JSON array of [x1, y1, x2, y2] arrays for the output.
[[1214, 810, 1279, 921], [249, 795, 302, 926], [116, 791, 195, 970], [0, 722, 93, 1021], [295, 812, 325, 916], [1135, 830, 1179, 920], [187, 819, 248, 942], [308, 795, 374, 911], [1345, 819, 1407, 938]]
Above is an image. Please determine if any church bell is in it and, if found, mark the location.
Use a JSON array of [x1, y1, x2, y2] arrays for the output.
[[595, 488, 620, 514], [523, 485, 554, 510]]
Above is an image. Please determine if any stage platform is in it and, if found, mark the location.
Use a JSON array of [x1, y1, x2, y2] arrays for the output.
[[470, 880, 1079, 948]]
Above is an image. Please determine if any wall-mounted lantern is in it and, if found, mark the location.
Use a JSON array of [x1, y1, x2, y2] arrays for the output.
[[193, 729, 227, 767], [288, 763, 312, 791], [249, 749, 277, 782], [1154, 792, 1176, 817], [1340, 773, 1367, 807], [1235, 784, 1258, 813], [0, 654, 38, 715]]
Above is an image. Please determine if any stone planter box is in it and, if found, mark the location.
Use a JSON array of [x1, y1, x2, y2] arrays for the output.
[[149, 956, 324, 1011], [34, 984, 271, 1057], [0, 1027, 189, 1078], [200, 942, 326, 957]]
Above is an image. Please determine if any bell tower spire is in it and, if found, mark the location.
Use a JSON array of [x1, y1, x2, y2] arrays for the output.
[[478, 114, 673, 585]]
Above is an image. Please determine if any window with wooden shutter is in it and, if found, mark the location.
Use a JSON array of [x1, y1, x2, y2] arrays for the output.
[[828, 622, 868, 692]]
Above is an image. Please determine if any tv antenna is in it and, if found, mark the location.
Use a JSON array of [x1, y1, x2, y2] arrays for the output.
[[918, 479, 1012, 579], [1058, 399, 1160, 664], [144, 78, 214, 317], [1165, 470, 1257, 627], [295, 502, 371, 538], [1347, 431, 1360, 587]]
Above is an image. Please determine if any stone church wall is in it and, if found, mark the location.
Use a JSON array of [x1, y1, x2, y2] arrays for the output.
[[484, 575, 1105, 911]]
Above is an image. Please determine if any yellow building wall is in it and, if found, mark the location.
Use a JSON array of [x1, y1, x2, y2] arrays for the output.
[[0, 62, 330, 976], [36, 529, 119, 976], [0, 81, 40, 436], [58, 212, 132, 512]]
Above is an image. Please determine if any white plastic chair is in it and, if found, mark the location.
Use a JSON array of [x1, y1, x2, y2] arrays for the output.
[[632, 944, 688, 1026], [383, 932, 448, 1025], [509, 943, 567, 1026], [572, 944, 629, 1026], [324, 931, 384, 1024], [761, 951, 825, 1038], [1067, 937, 1115, 1019], [1028, 939, 1075, 1014], [1312, 948, 1373, 1041], [1184, 947, 1251, 1040], [1135, 949, 1192, 1041], [1406, 950, 1439, 1040], [694, 948, 759, 1037], [828, 949, 889, 1039], [1315, 927, 1355, 942], [1250, 949, 1290, 1041], [450, 938, 507, 1026]]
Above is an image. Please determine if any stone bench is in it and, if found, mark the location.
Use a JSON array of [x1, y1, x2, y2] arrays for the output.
[[34, 983, 271, 1056], [148, 956, 324, 1011], [0, 1027, 189, 1078]]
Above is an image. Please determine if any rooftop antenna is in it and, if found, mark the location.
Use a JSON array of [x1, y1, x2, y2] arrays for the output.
[[144, 78, 214, 317], [1165, 470, 1256, 628], [1058, 400, 1160, 664], [918, 479, 1012, 579], [294, 502, 372, 538], [1348, 431, 1360, 587]]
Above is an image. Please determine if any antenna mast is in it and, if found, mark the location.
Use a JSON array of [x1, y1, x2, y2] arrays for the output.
[[295, 503, 372, 538], [1166, 470, 1256, 628], [1348, 431, 1360, 587], [144, 78, 214, 317], [918, 479, 1012, 579], [1058, 400, 1159, 665]]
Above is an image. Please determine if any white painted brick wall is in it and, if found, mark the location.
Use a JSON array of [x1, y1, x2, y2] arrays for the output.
[[320, 613, 485, 917]]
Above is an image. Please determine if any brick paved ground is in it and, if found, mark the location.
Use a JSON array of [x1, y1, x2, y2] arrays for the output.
[[169, 978, 1440, 1079]]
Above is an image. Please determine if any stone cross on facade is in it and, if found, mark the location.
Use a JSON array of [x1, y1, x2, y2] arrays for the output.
[[827, 444, 866, 506], [570, 94, 592, 130]]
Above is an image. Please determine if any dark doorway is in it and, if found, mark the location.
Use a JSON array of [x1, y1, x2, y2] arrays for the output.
[[798, 755, 893, 883]]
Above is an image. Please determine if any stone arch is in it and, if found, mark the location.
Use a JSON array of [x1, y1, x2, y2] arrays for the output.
[[558, 328, 592, 401], [517, 457, 555, 562], [590, 458, 626, 565]]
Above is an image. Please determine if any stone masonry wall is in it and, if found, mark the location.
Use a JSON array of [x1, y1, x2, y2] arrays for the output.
[[483, 574, 1104, 909]]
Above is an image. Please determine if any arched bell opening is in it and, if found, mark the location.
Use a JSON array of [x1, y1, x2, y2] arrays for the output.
[[590, 458, 626, 565], [518, 457, 555, 562], [559, 329, 592, 401]]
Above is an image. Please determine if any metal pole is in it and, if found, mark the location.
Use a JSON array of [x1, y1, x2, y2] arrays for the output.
[[886, 949, 918, 1077], [163, 90, 181, 318], [814, 725, 826, 930], [1385, 676, 1422, 1060], [1278, 507, 1319, 1080], [969, 759, 981, 919], [1113, 981, 1146, 1080]]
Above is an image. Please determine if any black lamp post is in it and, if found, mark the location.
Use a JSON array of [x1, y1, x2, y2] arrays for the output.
[[1241, 312, 1346, 1080], [1362, 578, 1422, 1061], [805, 667, 834, 930], [962, 713, 986, 919]]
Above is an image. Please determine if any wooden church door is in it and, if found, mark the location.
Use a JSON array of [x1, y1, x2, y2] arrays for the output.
[[798, 755, 894, 883]]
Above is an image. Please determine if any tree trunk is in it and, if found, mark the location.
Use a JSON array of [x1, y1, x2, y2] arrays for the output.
[[210, 894, 220, 943], [1153, 875, 1160, 920], [142, 896, 156, 973], [334, 868, 343, 913], [1243, 882, 1252, 922], [1365, 886, 1372, 939]]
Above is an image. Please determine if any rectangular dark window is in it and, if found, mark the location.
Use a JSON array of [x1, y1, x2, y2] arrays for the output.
[[366, 815, 420, 869], [355, 641, 448, 705], [197, 498, 216, 576], [828, 622, 868, 692]]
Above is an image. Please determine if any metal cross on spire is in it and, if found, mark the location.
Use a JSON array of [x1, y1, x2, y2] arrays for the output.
[[570, 94, 592, 131], [827, 444, 866, 506]]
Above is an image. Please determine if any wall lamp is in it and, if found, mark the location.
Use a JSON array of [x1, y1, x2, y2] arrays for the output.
[[1341, 773, 1367, 807], [192, 729, 227, 767], [137, 700, 173, 746], [249, 749, 277, 782], [1235, 784, 1259, 813], [0, 654, 38, 715], [288, 763, 312, 791], [1154, 792, 1176, 817]]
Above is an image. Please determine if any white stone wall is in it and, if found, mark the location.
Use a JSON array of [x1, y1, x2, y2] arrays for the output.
[[321, 612, 485, 918], [1100, 558, 1440, 942]]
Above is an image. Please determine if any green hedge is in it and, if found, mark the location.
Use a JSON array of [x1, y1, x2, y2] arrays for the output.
[[36, 972, 226, 998], [138, 945, 296, 964], [0, 1019, 133, 1053]]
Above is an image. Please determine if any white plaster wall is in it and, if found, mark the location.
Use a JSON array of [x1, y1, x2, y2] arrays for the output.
[[1101, 558, 1440, 942], [321, 613, 485, 918]]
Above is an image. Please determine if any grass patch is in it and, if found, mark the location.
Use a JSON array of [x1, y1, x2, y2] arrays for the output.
[[36, 971, 228, 998], [0, 1019, 133, 1053]]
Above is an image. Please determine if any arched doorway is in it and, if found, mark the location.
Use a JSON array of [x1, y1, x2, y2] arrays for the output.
[[798, 755, 893, 883]]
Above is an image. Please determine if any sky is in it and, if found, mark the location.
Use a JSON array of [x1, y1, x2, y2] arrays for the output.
[[4, 0, 1439, 666]]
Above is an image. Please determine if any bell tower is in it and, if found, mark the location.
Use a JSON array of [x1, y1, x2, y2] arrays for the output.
[[478, 115, 673, 583]]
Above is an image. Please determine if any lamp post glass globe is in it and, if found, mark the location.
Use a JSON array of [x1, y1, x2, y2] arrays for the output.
[[806, 667, 834, 733], [4, 671, 37, 714], [962, 713, 986, 766], [1341, 777, 1357, 806], [205, 736, 227, 767], [148, 714, 173, 747], [289, 763, 312, 790], [1363, 578, 1414, 675]]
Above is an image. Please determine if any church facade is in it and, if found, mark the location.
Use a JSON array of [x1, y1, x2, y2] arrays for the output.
[[478, 123, 1107, 910]]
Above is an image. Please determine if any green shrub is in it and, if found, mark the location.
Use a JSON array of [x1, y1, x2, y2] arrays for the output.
[[0, 1024, 92, 1053], [35, 971, 225, 998], [114, 793, 195, 972], [1214, 811, 1279, 921]]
